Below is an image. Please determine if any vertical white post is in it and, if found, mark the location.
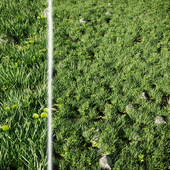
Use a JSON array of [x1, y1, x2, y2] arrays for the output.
[[47, 0, 53, 169]]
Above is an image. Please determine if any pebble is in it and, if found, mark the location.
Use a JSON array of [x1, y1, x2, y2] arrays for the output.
[[99, 155, 113, 170], [107, 3, 112, 6], [0, 33, 16, 44], [105, 11, 112, 16], [139, 92, 148, 99], [154, 116, 166, 125], [126, 104, 136, 112]]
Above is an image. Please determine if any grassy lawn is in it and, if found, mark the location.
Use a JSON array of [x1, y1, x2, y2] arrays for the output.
[[0, 0, 49, 169], [52, 0, 170, 169]]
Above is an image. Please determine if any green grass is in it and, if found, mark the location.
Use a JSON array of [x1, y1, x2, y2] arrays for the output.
[[52, 0, 170, 169], [0, 0, 49, 169]]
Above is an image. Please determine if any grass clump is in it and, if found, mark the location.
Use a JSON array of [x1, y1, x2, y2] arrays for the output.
[[0, 0, 49, 169]]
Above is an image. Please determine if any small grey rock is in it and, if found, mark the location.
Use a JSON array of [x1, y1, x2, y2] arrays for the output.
[[99, 155, 113, 170], [136, 16, 141, 19], [0, 33, 16, 44], [106, 11, 112, 15], [139, 92, 148, 100], [108, 3, 112, 6], [80, 18, 87, 23], [154, 116, 166, 125], [76, 18, 87, 24], [126, 104, 135, 112]]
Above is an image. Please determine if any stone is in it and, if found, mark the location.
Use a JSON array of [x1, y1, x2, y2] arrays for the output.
[[99, 155, 113, 170], [154, 116, 166, 125], [136, 16, 141, 20], [139, 92, 148, 100], [126, 104, 135, 112], [108, 3, 112, 6], [76, 18, 91, 24], [0, 33, 16, 44], [106, 11, 112, 16], [76, 18, 86, 24]]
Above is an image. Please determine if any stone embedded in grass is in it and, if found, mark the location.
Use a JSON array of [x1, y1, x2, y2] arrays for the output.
[[0, 33, 16, 44], [106, 11, 112, 16], [126, 92, 148, 111], [99, 155, 113, 170], [154, 116, 166, 125], [76, 18, 91, 24], [80, 18, 87, 23], [108, 3, 112, 6], [136, 16, 141, 19], [139, 92, 148, 100], [126, 104, 135, 112]]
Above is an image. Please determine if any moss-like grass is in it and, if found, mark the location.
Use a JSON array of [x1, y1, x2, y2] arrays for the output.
[[52, 0, 170, 169]]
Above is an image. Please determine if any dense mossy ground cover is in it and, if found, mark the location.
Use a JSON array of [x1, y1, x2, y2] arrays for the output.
[[52, 0, 170, 169]]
